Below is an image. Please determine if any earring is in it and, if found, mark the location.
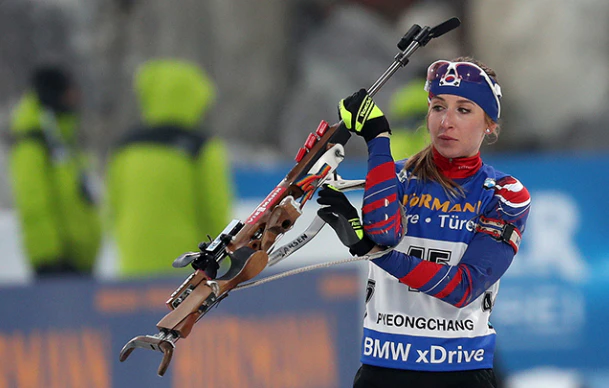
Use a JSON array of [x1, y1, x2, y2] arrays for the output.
[[485, 128, 491, 134]]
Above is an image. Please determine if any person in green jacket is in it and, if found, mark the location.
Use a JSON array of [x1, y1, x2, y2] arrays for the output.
[[106, 59, 233, 278], [388, 77, 430, 160], [9, 66, 102, 277]]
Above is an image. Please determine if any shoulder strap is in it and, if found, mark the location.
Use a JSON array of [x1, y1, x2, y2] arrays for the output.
[[476, 216, 522, 253], [12, 130, 49, 147], [114, 125, 208, 158]]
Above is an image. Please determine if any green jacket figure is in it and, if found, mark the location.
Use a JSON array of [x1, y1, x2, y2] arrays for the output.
[[9, 66, 102, 277], [106, 59, 233, 278], [388, 78, 430, 160]]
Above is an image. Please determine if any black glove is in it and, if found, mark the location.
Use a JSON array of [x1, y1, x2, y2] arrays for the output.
[[338, 88, 391, 142], [316, 185, 375, 256]]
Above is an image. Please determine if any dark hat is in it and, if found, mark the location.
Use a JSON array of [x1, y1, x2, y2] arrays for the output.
[[31, 66, 74, 111]]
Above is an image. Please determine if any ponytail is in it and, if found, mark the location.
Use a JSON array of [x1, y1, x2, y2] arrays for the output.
[[403, 145, 465, 198]]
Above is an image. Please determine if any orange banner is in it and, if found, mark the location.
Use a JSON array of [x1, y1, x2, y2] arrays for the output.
[[0, 328, 110, 388], [172, 314, 338, 388]]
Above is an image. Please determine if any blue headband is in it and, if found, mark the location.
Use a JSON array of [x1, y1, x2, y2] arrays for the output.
[[425, 61, 502, 122]]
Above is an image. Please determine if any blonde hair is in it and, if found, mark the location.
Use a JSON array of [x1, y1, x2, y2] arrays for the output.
[[403, 57, 500, 198]]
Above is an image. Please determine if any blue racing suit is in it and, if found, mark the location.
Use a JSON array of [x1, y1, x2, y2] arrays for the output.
[[360, 137, 530, 372]]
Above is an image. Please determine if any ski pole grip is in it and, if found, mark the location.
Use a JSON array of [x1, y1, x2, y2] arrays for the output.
[[430, 17, 461, 39], [397, 24, 422, 51]]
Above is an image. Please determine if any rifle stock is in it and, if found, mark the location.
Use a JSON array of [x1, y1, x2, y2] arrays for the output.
[[119, 121, 350, 376]]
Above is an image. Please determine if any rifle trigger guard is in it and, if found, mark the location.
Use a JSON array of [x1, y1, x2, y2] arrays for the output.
[[206, 280, 220, 296]]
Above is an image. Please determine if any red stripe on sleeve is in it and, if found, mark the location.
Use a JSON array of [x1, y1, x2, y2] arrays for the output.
[[365, 162, 395, 190], [399, 260, 441, 289], [364, 213, 401, 233], [496, 185, 530, 205], [433, 268, 463, 299], [455, 287, 470, 308], [362, 194, 397, 213]]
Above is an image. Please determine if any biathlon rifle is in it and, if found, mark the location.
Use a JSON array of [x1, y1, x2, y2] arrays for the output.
[[119, 17, 461, 377]]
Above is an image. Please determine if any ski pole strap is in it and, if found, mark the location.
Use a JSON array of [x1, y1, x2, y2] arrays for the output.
[[476, 216, 522, 253]]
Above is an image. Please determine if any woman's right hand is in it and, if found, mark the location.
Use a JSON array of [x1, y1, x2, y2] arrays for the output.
[[338, 88, 391, 142]]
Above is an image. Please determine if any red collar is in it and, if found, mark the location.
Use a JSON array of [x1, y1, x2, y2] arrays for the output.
[[432, 148, 482, 179]]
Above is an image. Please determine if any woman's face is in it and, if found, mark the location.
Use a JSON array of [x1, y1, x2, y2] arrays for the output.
[[427, 94, 496, 159]]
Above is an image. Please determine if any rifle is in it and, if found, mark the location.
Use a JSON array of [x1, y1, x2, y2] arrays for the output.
[[119, 17, 461, 377]]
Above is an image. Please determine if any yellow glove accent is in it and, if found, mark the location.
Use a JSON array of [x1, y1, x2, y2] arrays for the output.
[[349, 218, 365, 240], [340, 95, 384, 133]]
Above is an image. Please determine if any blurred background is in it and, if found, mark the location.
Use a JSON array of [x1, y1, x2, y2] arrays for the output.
[[0, 0, 608, 387]]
